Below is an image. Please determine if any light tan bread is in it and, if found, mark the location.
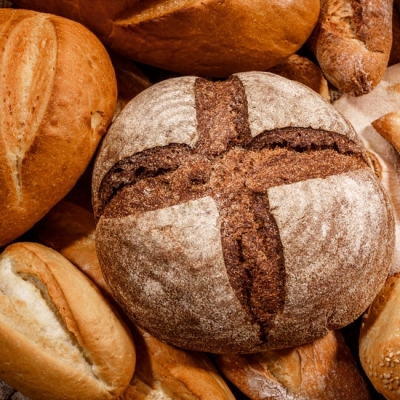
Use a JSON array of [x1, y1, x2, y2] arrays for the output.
[[359, 273, 400, 399], [0, 242, 135, 400], [12, 0, 320, 77], [93, 72, 394, 353], [0, 9, 117, 247], [309, 0, 393, 96], [215, 330, 371, 399]]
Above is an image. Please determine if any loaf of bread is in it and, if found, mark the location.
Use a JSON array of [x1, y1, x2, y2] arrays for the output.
[[214, 330, 371, 399], [0, 242, 135, 400], [359, 273, 400, 399], [334, 63, 400, 275], [92, 71, 394, 354], [0, 8, 117, 247], [309, 0, 393, 96], [12, 0, 320, 77]]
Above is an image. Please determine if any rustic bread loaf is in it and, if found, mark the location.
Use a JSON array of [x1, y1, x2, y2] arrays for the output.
[[93, 71, 394, 354], [0, 242, 135, 400], [12, 0, 320, 77], [334, 63, 400, 275], [214, 330, 371, 399], [308, 0, 393, 96], [0, 9, 117, 247], [359, 273, 400, 399]]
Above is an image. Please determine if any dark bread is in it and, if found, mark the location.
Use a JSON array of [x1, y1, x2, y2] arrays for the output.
[[93, 72, 394, 353]]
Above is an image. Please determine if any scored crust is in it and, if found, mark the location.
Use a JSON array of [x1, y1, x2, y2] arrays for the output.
[[0, 9, 117, 247], [93, 72, 394, 353]]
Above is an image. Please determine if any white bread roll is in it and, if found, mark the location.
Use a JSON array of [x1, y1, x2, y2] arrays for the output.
[[0, 242, 135, 400]]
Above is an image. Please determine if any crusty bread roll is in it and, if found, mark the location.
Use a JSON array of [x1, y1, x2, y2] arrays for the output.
[[267, 53, 330, 102], [92, 71, 394, 354], [12, 0, 320, 77], [0, 9, 117, 247], [0, 242, 135, 400], [334, 63, 400, 276], [359, 273, 400, 399], [214, 330, 371, 400], [309, 0, 393, 96], [120, 325, 236, 400]]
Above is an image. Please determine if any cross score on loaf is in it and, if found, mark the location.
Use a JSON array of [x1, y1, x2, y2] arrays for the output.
[[92, 72, 395, 354]]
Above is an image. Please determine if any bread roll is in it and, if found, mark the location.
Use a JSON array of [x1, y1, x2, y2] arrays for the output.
[[92, 71, 394, 354], [333, 63, 400, 275], [267, 54, 330, 102], [309, 0, 392, 96], [120, 325, 236, 400], [12, 0, 320, 77], [0, 242, 135, 400], [359, 273, 400, 399], [0, 9, 117, 247], [215, 330, 371, 400]]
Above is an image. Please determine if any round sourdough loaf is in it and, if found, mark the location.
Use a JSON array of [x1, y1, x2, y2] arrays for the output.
[[0, 242, 135, 400], [12, 0, 320, 77], [0, 9, 117, 247], [92, 72, 395, 353]]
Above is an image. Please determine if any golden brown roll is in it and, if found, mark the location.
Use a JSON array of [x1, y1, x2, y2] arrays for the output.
[[12, 0, 320, 77], [359, 273, 400, 399], [267, 53, 330, 102], [309, 0, 393, 96], [0, 242, 135, 400], [0, 9, 117, 246], [215, 330, 371, 399]]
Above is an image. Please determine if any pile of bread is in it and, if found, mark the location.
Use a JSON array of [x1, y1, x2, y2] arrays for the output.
[[1, 0, 400, 399]]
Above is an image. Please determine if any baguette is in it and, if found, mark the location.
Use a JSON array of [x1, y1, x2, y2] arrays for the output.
[[309, 0, 393, 96]]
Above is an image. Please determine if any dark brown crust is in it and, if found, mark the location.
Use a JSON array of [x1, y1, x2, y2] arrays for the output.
[[97, 77, 368, 338]]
